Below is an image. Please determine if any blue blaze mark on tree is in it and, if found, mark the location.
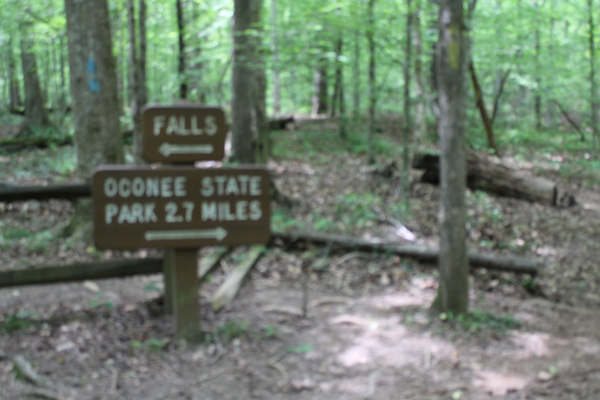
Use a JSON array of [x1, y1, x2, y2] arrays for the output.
[[89, 79, 100, 92], [87, 59, 97, 74]]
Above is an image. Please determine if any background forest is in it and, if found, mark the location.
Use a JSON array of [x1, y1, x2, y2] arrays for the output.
[[2, 0, 600, 149]]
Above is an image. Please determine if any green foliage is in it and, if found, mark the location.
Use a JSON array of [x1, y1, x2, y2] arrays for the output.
[[287, 343, 314, 353], [439, 309, 520, 335], [215, 318, 248, 342], [262, 324, 279, 339], [89, 292, 114, 310], [272, 208, 304, 232], [0, 311, 39, 333], [131, 337, 168, 352]]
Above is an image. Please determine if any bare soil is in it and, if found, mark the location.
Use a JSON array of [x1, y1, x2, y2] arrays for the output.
[[1, 120, 600, 400]]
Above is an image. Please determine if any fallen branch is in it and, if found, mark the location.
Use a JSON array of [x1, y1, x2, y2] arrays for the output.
[[13, 356, 52, 387], [273, 231, 539, 275], [550, 99, 586, 141], [0, 258, 163, 289], [212, 245, 266, 311], [0, 136, 73, 152], [0, 182, 91, 202], [198, 247, 231, 280]]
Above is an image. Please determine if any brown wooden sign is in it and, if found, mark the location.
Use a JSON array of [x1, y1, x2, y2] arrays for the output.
[[92, 165, 271, 249], [141, 105, 227, 163]]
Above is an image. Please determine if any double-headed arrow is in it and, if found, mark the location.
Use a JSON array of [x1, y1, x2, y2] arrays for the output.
[[158, 142, 214, 157], [144, 227, 228, 242]]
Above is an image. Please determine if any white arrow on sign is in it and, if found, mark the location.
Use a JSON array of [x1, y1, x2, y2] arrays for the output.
[[158, 142, 214, 157], [144, 227, 228, 241]]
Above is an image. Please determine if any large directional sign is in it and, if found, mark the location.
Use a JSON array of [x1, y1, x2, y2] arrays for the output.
[[142, 105, 227, 163], [92, 166, 271, 249]]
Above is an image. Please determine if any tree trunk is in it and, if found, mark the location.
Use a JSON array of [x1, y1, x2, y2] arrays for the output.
[[20, 22, 51, 131], [432, 0, 468, 315], [413, 0, 427, 147], [231, 0, 266, 164], [353, 27, 361, 118], [63, 4, 124, 164], [311, 54, 328, 115], [367, 0, 376, 165], [139, 0, 147, 106], [7, 36, 22, 111], [64, 0, 123, 243], [401, 0, 413, 209], [534, 4, 542, 131], [58, 34, 67, 114], [176, 0, 187, 99], [271, 0, 281, 117], [589, 0, 598, 153], [127, 0, 143, 162], [468, 59, 499, 156], [331, 38, 343, 117]]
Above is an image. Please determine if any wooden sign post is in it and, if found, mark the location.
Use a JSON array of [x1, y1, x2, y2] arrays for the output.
[[92, 105, 270, 342]]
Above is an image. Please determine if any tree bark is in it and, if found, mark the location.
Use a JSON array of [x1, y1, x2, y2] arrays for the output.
[[64, 0, 123, 243], [231, 0, 266, 164], [433, 0, 468, 314], [401, 0, 413, 209], [589, 0, 598, 153], [7, 36, 22, 112], [271, 0, 280, 117], [127, 0, 143, 162], [367, 0, 376, 165], [353, 27, 361, 118], [331, 38, 344, 117], [176, 0, 187, 99], [20, 22, 51, 131], [413, 0, 427, 146], [468, 59, 499, 156], [311, 54, 328, 115], [413, 152, 561, 206], [550, 99, 585, 141]]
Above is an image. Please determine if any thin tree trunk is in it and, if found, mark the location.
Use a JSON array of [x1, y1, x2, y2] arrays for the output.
[[271, 0, 280, 117], [401, 0, 413, 209], [367, 0, 376, 165], [176, 0, 187, 99], [468, 59, 499, 156], [432, 0, 468, 315], [7, 36, 21, 111], [127, 0, 143, 161], [58, 34, 67, 113], [20, 22, 51, 130], [331, 38, 343, 117], [311, 54, 328, 115], [491, 68, 510, 125], [534, 3, 542, 130], [139, 0, 147, 105], [353, 28, 361, 118], [413, 0, 427, 146], [589, 0, 597, 153]]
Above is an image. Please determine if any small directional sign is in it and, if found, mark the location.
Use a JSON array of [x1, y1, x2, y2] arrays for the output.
[[142, 105, 227, 163], [92, 165, 271, 249]]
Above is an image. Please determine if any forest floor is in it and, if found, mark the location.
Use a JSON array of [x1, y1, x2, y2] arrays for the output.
[[1, 117, 600, 399]]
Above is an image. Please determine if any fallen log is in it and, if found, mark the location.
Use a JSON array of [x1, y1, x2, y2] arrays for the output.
[[0, 258, 163, 289], [0, 136, 72, 152], [0, 182, 91, 202], [273, 231, 539, 275], [268, 116, 295, 131], [412, 152, 574, 207], [212, 245, 266, 311]]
